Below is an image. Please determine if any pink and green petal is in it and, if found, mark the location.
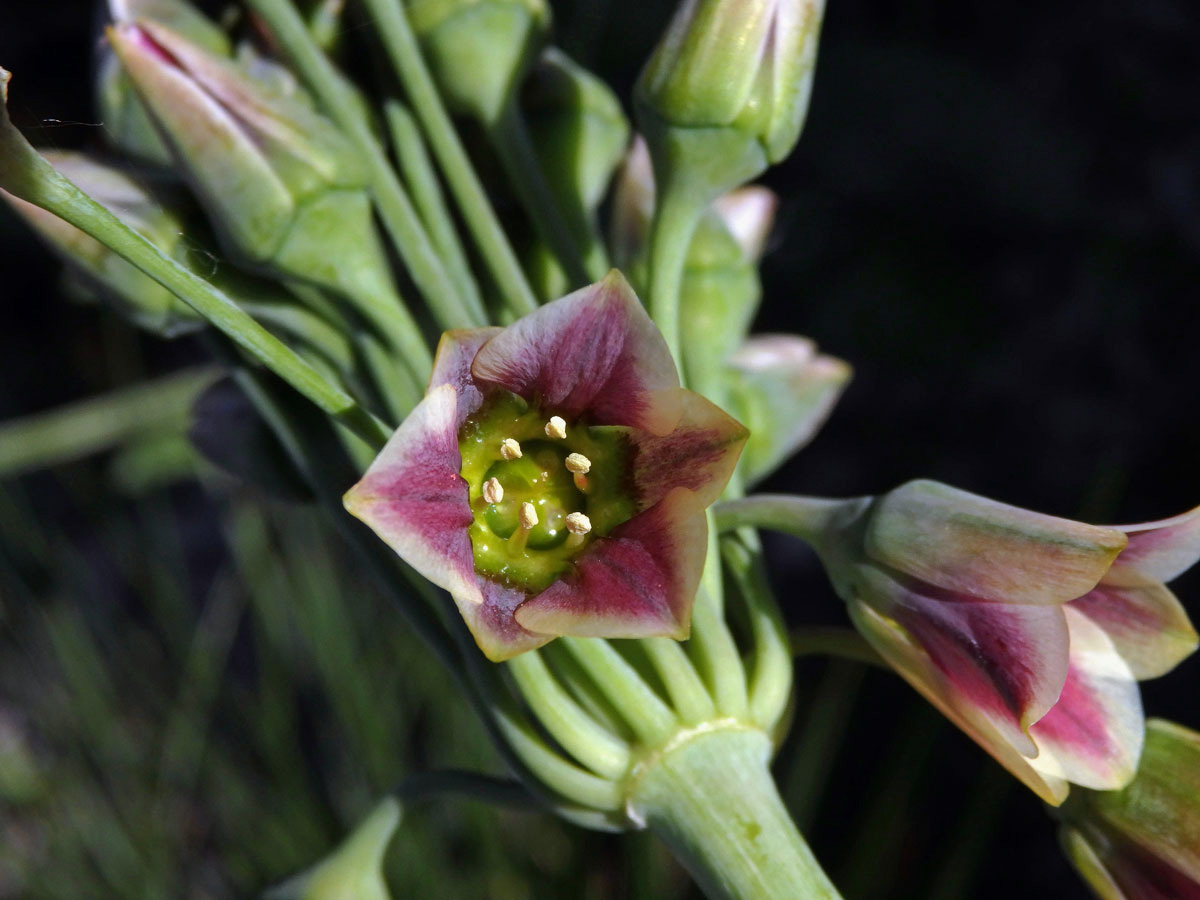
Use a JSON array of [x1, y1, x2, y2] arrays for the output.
[[631, 390, 749, 510], [343, 385, 481, 607], [428, 327, 502, 423], [1106, 504, 1200, 587], [470, 271, 684, 435], [1069, 582, 1199, 679], [848, 598, 1071, 804], [1028, 608, 1143, 791], [865, 480, 1128, 606], [726, 334, 851, 486], [458, 577, 552, 662], [514, 488, 706, 639], [863, 565, 1071, 756]]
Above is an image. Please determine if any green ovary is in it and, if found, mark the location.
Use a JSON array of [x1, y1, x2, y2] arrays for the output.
[[459, 392, 636, 594]]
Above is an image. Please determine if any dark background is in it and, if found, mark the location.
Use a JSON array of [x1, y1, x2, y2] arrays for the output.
[[3, 0, 1198, 897]]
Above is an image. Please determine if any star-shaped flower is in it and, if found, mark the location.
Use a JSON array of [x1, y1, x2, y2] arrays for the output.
[[345, 272, 748, 660]]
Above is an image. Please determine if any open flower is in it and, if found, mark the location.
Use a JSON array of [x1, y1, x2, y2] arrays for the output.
[[344, 273, 747, 661], [739, 481, 1200, 802], [1058, 719, 1200, 899]]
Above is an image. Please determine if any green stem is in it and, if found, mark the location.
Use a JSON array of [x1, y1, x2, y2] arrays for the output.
[[560, 638, 678, 747], [357, 0, 539, 317], [640, 639, 716, 725], [646, 181, 705, 368], [629, 726, 842, 900], [384, 100, 482, 310], [687, 588, 749, 721], [713, 494, 854, 544], [0, 368, 217, 477], [792, 627, 884, 667], [244, 0, 484, 330], [507, 650, 632, 780], [239, 301, 356, 374], [489, 101, 598, 287], [0, 140, 387, 448], [358, 332, 422, 425], [721, 536, 793, 733]]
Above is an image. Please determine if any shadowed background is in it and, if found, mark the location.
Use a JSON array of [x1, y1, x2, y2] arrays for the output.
[[1, 0, 1197, 897]]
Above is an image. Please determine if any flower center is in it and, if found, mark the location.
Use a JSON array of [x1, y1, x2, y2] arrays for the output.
[[458, 392, 636, 593]]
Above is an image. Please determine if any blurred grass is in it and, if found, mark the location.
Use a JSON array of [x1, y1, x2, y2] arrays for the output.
[[0, 428, 687, 898]]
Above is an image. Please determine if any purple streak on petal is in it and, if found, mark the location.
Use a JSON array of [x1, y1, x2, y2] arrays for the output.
[[1110, 504, 1200, 586], [429, 327, 502, 426], [514, 488, 706, 638], [343, 385, 480, 606], [470, 272, 683, 434], [888, 582, 1070, 757], [1070, 583, 1198, 679], [848, 599, 1071, 804], [1107, 841, 1200, 900], [1028, 608, 1142, 791], [631, 390, 748, 510], [457, 577, 552, 662]]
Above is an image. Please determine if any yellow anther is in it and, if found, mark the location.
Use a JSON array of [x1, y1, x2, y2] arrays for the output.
[[519, 501, 539, 530], [544, 416, 568, 439], [482, 477, 504, 504], [500, 438, 522, 460], [564, 452, 592, 474], [565, 512, 592, 535]]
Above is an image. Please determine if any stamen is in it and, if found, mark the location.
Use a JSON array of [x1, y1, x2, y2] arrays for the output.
[[565, 511, 592, 549], [500, 437, 522, 460], [482, 477, 504, 504], [519, 501, 539, 530], [564, 453, 591, 474], [507, 501, 538, 555], [565, 512, 591, 534], [544, 416, 567, 439]]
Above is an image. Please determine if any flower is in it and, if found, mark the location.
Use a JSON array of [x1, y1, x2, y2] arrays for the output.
[[798, 480, 1199, 803], [1058, 719, 1200, 899], [344, 272, 748, 661]]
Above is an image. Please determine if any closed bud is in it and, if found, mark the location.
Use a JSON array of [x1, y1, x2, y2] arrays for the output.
[[408, 0, 551, 124], [1058, 719, 1200, 899], [726, 335, 849, 483], [523, 49, 629, 216], [96, 0, 232, 165], [2, 152, 203, 336], [636, 0, 825, 199], [264, 798, 400, 900], [108, 21, 366, 265]]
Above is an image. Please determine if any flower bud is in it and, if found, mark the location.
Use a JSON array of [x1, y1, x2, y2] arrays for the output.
[[635, 0, 825, 199], [1058, 719, 1200, 898], [408, 0, 551, 124], [107, 21, 366, 265], [726, 335, 849, 483], [521, 49, 629, 299], [107, 21, 412, 320], [96, 0, 232, 165], [264, 798, 400, 900], [523, 49, 629, 217], [1, 152, 203, 336]]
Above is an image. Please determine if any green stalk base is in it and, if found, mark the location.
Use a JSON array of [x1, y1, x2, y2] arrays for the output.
[[629, 726, 841, 900]]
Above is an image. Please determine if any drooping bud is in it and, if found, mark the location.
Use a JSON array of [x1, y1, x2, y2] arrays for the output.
[[635, 0, 825, 202], [263, 797, 400, 900], [1057, 719, 1200, 898], [96, 0, 232, 165], [408, 0, 551, 125], [106, 21, 421, 353], [725, 335, 850, 484], [1, 152, 203, 336]]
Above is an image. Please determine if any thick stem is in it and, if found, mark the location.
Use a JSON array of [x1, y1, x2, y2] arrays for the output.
[[629, 727, 842, 900], [646, 182, 704, 368]]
